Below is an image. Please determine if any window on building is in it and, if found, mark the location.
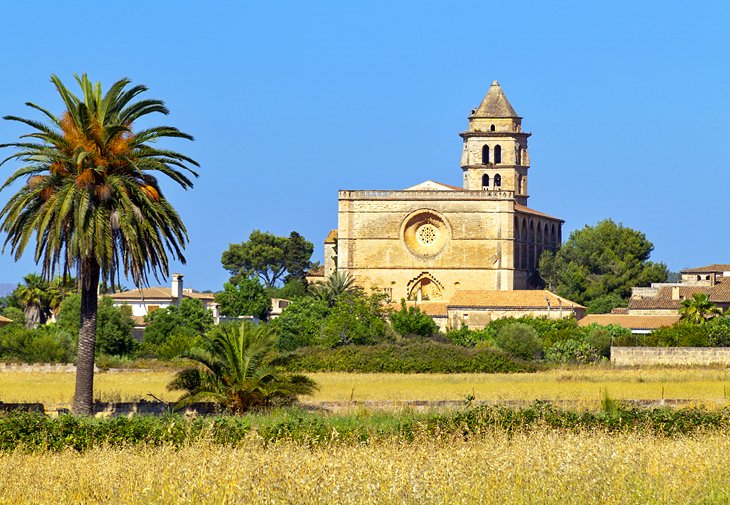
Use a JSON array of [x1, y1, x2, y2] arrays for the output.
[[494, 145, 502, 163], [482, 145, 490, 164], [490, 124, 495, 131], [147, 305, 160, 313], [494, 174, 502, 187], [481, 174, 489, 188]]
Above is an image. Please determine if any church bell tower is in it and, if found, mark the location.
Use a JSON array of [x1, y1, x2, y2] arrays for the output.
[[460, 81, 531, 205]]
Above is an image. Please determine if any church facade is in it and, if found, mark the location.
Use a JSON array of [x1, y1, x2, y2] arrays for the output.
[[324, 81, 563, 303]]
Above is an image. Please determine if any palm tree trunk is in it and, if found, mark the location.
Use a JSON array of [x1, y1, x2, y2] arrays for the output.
[[72, 257, 100, 415]]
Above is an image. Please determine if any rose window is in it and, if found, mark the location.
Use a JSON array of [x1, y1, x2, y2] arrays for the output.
[[402, 211, 450, 257], [417, 224, 438, 246]]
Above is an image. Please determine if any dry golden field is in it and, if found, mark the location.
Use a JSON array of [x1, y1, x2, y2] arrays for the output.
[[1, 430, 729, 504], [3, 367, 730, 409]]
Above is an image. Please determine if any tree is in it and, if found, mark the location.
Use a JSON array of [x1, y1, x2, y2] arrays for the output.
[[679, 293, 723, 325], [321, 292, 390, 346], [539, 219, 668, 305], [0, 74, 198, 414], [168, 321, 317, 413], [390, 300, 438, 337], [143, 298, 214, 347], [215, 278, 270, 320], [56, 294, 137, 356], [13, 274, 52, 328], [494, 322, 542, 360], [221, 230, 313, 288], [272, 296, 330, 351], [311, 270, 359, 307]]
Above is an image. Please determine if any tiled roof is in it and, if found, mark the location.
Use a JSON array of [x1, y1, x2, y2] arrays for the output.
[[681, 264, 730, 274], [108, 287, 215, 301], [578, 314, 680, 330], [514, 204, 563, 222], [611, 307, 629, 314], [628, 284, 730, 310], [448, 290, 584, 309], [324, 229, 338, 244], [0, 315, 12, 323]]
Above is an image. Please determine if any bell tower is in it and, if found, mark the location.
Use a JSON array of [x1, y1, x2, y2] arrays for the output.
[[459, 81, 531, 205]]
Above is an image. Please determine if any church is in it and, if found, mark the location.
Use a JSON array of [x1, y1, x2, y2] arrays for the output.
[[323, 81, 564, 304]]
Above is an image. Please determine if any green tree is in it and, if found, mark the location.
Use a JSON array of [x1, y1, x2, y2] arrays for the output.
[[271, 297, 330, 351], [221, 230, 313, 288], [143, 298, 214, 348], [494, 322, 542, 360], [390, 300, 438, 337], [679, 293, 723, 325], [215, 279, 270, 320], [539, 219, 668, 305], [311, 270, 359, 307], [13, 274, 52, 328], [56, 294, 137, 356], [168, 321, 317, 413], [586, 293, 627, 314], [0, 74, 198, 413], [321, 292, 390, 346]]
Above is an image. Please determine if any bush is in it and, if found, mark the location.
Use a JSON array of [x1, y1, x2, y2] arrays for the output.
[[586, 326, 613, 358], [494, 323, 542, 360], [586, 293, 627, 314], [390, 300, 438, 337], [643, 324, 712, 347], [272, 341, 534, 373], [143, 298, 213, 355], [320, 293, 391, 347], [272, 297, 330, 351], [0, 325, 73, 363], [57, 295, 137, 356], [545, 339, 599, 364]]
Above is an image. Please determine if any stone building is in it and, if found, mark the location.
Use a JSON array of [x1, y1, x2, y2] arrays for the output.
[[325, 81, 563, 302]]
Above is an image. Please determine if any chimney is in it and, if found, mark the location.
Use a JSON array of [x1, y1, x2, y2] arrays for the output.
[[171, 274, 184, 304], [671, 286, 680, 301]]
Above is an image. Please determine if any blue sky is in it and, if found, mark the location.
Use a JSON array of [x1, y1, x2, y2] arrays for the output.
[[0, 1, 728, 291]]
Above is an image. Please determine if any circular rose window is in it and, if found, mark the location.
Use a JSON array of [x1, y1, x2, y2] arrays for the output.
[[402, 211, 450, 257]]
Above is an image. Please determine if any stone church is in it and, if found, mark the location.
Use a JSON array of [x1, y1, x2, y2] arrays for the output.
[[323, 81, 563, 303]]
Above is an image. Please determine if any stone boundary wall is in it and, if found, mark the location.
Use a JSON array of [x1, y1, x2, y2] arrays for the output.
[[611, 346, 730, 366], [0, 363, 99, 372]]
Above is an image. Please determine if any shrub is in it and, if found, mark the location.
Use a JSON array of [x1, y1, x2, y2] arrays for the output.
[[644, 324, 712, 347], [143, 298, 213, 354], [586, 326, 613, 358], [389, 300, 438, 337], [494, 323, 542, 360], [320, 293, 391, 347], [0, 325, 73, 363], [57, 295, 137, 356], [272, 297, 330, 351], [545, 339, 599, 364], [272, 341, 534, 373]]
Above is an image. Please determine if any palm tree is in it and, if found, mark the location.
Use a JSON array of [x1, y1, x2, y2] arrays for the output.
[[0, 74, 198, 414], [679, 293, 723, 324], [168, 321, 317, 413], [14, 273, 51, 328], [312, 270, 359, 306]]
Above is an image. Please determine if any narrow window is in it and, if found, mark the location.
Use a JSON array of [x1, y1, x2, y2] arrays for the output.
[[481, 174, 489, 188], [494, 174, 502, 187], [494, 145, 502, 163], [482, 145, 490, 164], [517, 175, 522, 194], [490, 124, 495, 131]]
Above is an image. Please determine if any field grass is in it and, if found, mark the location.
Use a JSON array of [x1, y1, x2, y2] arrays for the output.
[[3, 367, 730, 408], [1, 430, 729, 504]]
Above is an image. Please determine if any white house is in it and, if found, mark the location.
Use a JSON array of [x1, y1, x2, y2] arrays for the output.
[[109, 274, 219, 340]]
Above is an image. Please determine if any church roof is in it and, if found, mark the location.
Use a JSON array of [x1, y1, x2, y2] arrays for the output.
[[404, 180, 463, 191], [472, 81, 519, 118], [514, 204, 563, 222]]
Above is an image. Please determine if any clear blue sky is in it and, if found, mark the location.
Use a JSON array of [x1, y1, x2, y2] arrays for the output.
[[1, 1, 728, 291]]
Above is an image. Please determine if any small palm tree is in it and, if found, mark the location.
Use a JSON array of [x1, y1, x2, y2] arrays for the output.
[[0, 74, 198, 414], [312, 270, 359, 306], [14, 273, 51, 328], [679, 293, 723, 324], [168, 321, 317, 413]]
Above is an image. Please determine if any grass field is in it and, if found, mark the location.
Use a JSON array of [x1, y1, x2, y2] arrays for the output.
[[3, 367, 730, 409], [1, 430, 729, 504]]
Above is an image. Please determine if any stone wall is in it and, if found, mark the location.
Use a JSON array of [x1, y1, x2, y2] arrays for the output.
[[611, 346, 730, 366]]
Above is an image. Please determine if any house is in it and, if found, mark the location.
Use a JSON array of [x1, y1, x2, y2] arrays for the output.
[[270, 298, 291, 319], [628, 264, 730, 315], [578, 314, 680, 335], [108, 274, 219, 340], [402, 289, 584, 331]]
